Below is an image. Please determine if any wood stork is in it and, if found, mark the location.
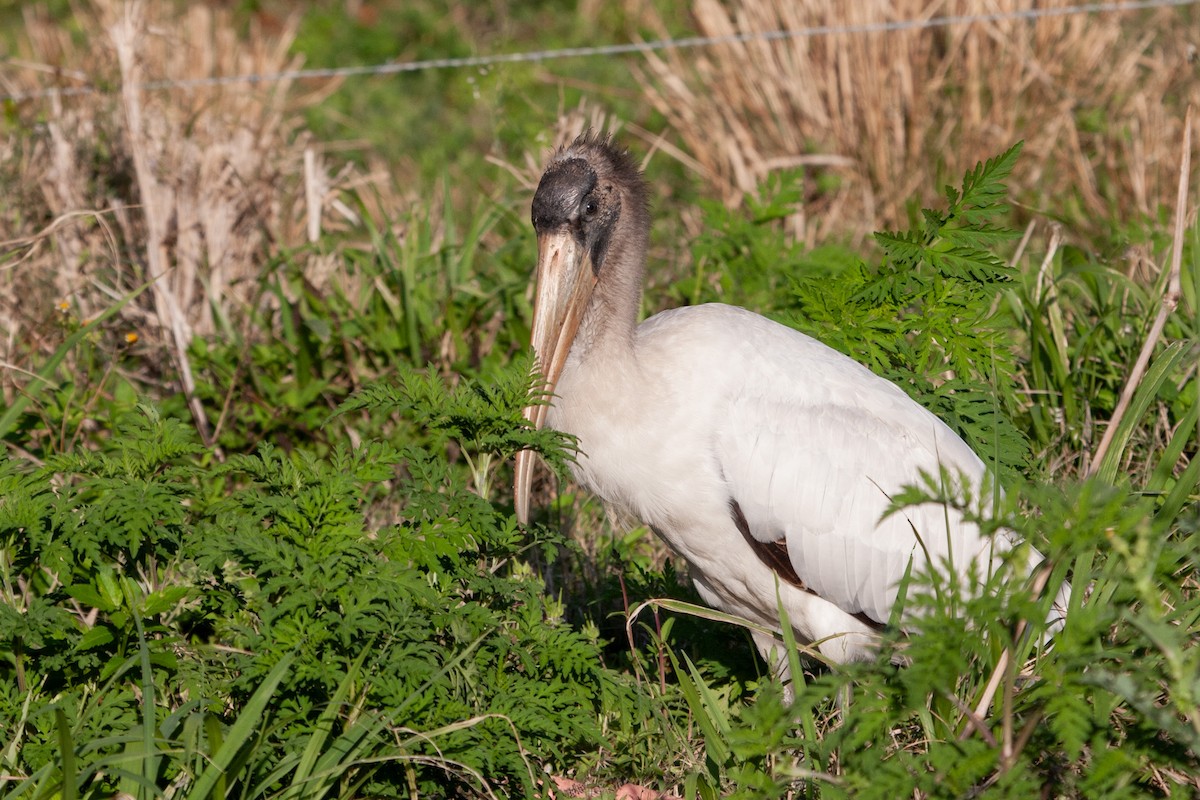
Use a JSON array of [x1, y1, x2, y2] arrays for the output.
[[513, 132, 1065, 668]]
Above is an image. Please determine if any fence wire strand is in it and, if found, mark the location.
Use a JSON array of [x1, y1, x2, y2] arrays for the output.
[[2, 0, 1197, 104]]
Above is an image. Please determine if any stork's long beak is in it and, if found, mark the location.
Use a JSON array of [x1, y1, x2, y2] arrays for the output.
[[514, 229, 597, 524]]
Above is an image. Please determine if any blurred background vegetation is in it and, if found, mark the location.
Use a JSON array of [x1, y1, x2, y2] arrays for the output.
[[1, 1, 1198, 798]]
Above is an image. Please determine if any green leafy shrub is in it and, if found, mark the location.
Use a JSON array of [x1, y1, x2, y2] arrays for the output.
[[0, 364, 637, 798]]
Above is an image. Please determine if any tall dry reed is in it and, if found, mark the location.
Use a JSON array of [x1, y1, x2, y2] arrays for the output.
[[0, 1, 370, 436], [635, 0, 1199, 246]]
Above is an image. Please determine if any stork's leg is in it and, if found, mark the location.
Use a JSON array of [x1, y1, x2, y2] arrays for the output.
[[753, 630, 861, 724], [751, 629, 796, 705]]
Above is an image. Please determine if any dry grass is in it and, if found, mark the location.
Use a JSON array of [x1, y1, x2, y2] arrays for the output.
[[635, 0, 1200, 247], [0, 1, 379, 436]]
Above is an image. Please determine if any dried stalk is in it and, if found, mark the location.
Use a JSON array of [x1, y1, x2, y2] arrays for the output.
[[1089, 106, 1193, 475], [110, 3, 211, 444]]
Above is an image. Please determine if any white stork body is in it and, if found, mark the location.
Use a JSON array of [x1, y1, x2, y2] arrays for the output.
[[513, 132, 1063, 668], [551, 303, 997, 661]]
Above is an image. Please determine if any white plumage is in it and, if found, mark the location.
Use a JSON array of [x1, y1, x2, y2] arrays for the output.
[[514, 132, 1063, 669]]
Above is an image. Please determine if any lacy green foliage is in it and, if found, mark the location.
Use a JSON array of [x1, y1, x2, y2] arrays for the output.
[[831, 482, 1198, 798], [682, 169, 809, 311], [661, 479, 1199, 799], [1, 408, 200, 684], [337, 356, 576, 494], [184, 437, 604, 787], [789, 144, 1030, 480], [0, 363, 615, 798]]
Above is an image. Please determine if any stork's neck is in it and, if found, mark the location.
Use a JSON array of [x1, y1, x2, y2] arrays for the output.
[[575, 207, 648, 359]]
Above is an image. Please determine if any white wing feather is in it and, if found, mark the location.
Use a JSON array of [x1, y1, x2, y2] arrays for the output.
[[716, 390, 996, 624]]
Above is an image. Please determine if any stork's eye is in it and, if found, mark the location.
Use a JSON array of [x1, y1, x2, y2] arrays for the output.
[[583, 199, 598, 218]]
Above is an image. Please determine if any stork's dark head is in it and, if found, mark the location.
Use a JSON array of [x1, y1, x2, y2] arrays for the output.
[[531, 132, 648, 277], [515, 132, 650, 524]]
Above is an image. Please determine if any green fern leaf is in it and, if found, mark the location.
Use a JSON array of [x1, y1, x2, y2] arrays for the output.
[[956, 140, 1023, 213]]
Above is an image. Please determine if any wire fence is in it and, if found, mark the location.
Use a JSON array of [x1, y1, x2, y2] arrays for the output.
[[2, 0, 1198, 104]]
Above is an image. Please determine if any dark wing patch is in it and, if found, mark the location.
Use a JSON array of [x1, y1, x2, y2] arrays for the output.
[[729, 498, 806, 589], [728, 498, 888, 632]]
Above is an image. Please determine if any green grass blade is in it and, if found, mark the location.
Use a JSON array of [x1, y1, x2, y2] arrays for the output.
[[276, 653, 369, 800], [203, 714, 226, 800], [136, 612, 158, 800], [664, 647, 731, 768], [1146, 401, 1200, 496], [1095, 342, 1194, 485], [271, 716, 385, 800], [54, 709, 76, 800], [1158, 451, 1200, 524], [188, 655, 294, 800], [628, 597, 827, 661], [774, 586, 826, 794]]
